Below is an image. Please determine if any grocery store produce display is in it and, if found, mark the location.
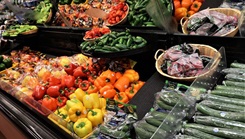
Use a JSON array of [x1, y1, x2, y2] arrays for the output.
[[0, 46, 145, 138]]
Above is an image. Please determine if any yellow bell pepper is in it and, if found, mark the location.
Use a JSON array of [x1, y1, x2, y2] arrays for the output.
[[87, 109, 103, 127], [90, 93, 100, 109], [74, 88, 86, 102], [101, 106, 107, 116], [55, 107, 70, 122], [66, 98, 83, 111], [68, 105, 87, 122], [123, 69, 139, 83], [124, 69, 139, 82], [73, 118, 93, 138], [69, 93, 76, 99], [99, 98, 106, 109], [83, 94, 93, 109]]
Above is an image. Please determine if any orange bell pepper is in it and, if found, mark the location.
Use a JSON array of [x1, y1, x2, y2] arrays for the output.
[[115, 72, 123, 80], [86, 84, 98, 94], [190, 1, 202, 12], [94, 76, 107, 89], [173, 0, 181, 9], [131, 81, 145, 91], [125, 86, 138, 100], [99, 84, 116, 99], [114, 76, 130, 92], [187, 10, 196, 17], [174, 7, 188, 21], [100, 69, 116, 85], [181, 0, 193, 9], [114, 92, 129, 107]]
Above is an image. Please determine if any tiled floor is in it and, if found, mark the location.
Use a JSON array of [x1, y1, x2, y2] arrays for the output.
[[0, 131, 6, 139]]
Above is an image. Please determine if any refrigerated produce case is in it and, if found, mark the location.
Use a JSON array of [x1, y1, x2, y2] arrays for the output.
[[0, 25, 245, 138]]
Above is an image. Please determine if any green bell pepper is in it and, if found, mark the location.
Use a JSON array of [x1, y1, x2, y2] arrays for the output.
[[2, 58, 12, 68]]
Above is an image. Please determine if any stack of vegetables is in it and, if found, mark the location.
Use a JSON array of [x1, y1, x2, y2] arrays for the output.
[[80, 30, 147, 53], [134, 87, 195, 139], [173, 0, 204, 21], [178, 62, 245, 139], [0, 47, 145, 138]]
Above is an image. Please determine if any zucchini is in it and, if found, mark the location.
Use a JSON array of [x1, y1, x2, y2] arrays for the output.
[[196, 104, 245, 122], [200, 100, 245, 112], [184, 127, 224, 139], [221, 68, 245, 75], [215, 85, 245, 93], [225, 74, 245, 82], [210, 90, 245, 99], [230, 62, 245, 69], [205, 94, 245, 106], [223, 80, 245, 88], [183, 123, 245, 139], [194, 116, 245, 129]]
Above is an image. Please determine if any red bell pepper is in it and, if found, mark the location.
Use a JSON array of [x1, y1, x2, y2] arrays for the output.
[[56, 96, 67, 107], [64, 75, 75, 88], [64, 63, 77, 75], [48, 76, 61, 87], [73, 66, 87, 78], [32, 85, 46, 100], [88, 74, 97, 84], [47, 85, 61, 97], [42, 95, 57, 111], [66, 87, 76, 97], [74, 77, 83, 88], [79, 80, 90, 91]]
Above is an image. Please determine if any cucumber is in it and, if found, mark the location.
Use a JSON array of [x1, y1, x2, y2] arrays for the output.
[[159, 92, 181, 106], [221, 68, 245, 75], [139, 122, 167, 138], [151, 110, 169, 120], [225, 74, 245, 82], [230, 62, 245, 69], [223, 80, 245, 88], [145, 117, 172, 132], [156, 100, 173, 110], [175, 135, 199, 139], [215, 85, 245, 93], [200, 100, 245, 112], [196, 104, 245, 122], [205, 94, 245, 106], [210, 90, 245, 99], [184, 127, 224, 139], [194, 116, 245, 130], [184, 123, 245, 139], [145, 117, 181, 132], [135, 127, 153, 139]]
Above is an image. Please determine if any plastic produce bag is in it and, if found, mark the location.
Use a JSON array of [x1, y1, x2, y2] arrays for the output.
[[146, 0, 178, 33]]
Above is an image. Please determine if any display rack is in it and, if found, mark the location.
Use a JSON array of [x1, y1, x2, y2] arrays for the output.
[[0, 28, 245, 138]]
